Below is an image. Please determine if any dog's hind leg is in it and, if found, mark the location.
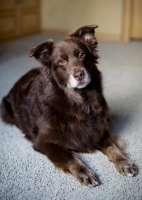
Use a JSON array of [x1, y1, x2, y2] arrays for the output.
[[1, 95, 15, 125], [98, 132, 138, 177], [33, 137, 100, 187]]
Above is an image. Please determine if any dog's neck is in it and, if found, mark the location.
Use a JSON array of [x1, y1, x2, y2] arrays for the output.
[[42, 83, 102, 119]]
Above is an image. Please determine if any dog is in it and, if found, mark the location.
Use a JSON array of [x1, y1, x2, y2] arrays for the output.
[[1, 25, 138, 187]]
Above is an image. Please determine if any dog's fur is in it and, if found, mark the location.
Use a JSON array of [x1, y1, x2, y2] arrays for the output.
[[1, 25, 138, 186]]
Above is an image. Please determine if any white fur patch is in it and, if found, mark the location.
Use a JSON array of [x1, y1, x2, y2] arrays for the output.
[[67, 70, 91, 89], [67, 74, 78, 88]]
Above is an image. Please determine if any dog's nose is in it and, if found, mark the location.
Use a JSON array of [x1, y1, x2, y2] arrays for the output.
[[73, 70, 85, 81]]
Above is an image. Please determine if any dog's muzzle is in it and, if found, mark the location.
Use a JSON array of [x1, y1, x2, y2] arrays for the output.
[[67, 69, 91, 89]]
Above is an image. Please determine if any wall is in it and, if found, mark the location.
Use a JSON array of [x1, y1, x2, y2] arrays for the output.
[[40, 0, 123, 40]]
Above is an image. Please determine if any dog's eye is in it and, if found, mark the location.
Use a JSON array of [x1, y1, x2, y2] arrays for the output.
[[79, 52, 85, 58], [59, 59, 66, 65]]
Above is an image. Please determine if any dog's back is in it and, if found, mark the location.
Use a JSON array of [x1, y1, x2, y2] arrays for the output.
[[1, 68, 40, 138]]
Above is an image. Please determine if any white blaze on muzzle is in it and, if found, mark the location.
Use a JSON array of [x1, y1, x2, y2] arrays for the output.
[[67, 69, 91, 89]]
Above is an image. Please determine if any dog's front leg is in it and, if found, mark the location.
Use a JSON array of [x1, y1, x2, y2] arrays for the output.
[[98, 133, 138, 176], [33, 139, 99, 187]]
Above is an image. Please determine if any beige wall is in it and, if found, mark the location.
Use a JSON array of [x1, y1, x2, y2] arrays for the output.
[[41, 0, 123, 40]]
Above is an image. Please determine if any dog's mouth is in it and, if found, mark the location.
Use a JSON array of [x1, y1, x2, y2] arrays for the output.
[[77, 79, 91, 89], [78, 81, 84, 86]]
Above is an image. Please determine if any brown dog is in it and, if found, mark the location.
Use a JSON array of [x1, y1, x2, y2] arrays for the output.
[[1, 25, 138, 187]]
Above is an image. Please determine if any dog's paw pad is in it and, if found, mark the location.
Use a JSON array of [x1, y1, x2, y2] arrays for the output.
[[75, 168, 100, 187], [116, 160, 138, 177]]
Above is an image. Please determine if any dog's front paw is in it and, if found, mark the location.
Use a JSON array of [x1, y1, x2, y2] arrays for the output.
[[72, 166, 100, 187], [115, 159, 138, 177]]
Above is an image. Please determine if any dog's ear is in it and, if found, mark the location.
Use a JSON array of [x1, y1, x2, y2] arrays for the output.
[[29, 40, 54, 65], [69, 25, 98, 57]]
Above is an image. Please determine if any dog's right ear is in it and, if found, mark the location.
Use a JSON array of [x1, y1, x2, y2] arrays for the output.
[[69, 25, 98, 57], [29, 40, 54, 65]]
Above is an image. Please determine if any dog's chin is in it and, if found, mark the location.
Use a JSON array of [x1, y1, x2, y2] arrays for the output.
[[76, 80, 91, 89], [67, 78, 91, 89]]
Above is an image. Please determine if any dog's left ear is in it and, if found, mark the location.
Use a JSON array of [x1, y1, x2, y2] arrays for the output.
[[29, 40, 54, 66], [69, 24, 98, 57]]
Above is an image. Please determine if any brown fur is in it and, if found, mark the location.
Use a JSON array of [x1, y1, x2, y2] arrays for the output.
[[1, 25, 138, 186]]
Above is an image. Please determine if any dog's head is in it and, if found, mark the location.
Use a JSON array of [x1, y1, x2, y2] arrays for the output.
[[30, 25, 99, 89]]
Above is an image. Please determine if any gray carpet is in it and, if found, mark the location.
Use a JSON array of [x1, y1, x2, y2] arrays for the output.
[[0, 34, 142, 200]]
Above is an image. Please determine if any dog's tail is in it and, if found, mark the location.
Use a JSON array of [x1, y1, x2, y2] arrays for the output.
[[0, 95, 15, 125]]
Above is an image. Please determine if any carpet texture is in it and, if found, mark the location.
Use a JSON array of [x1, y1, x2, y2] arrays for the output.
[[0, 34, 142, 200]]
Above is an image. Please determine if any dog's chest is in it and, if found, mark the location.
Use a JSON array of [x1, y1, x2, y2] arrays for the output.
[[39, 89, 105, 152], [46, 112, 106, 153]]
